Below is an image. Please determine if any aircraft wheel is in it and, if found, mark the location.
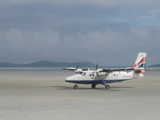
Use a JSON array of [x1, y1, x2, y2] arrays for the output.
[[91, 84, 96, 89], [105, 85, 110, 89], [74, 85, 78, 90]]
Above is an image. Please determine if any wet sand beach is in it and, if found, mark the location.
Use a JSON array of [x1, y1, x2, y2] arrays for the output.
[[0, 69, 160, 120]]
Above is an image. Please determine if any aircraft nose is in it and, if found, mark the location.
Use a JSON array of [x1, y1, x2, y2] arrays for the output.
[[65, 74, 80, 82], [65, 77, 68, 82], [65, 76, 72, 82]]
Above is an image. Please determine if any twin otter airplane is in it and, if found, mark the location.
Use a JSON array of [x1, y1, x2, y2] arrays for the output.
[[63, 52, 147, 89]]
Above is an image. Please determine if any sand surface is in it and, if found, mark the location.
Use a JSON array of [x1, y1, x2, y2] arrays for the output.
[[0, 69, 160, 120]]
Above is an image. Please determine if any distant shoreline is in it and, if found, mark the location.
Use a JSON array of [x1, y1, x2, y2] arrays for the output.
[[0, 67, 159, 70], [0, 60, 159, 68]]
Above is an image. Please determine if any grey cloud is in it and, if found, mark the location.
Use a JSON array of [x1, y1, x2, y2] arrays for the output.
[[2, 0, 160, 8], [0, 0, 160, 66], [1, 26, 159, 65]]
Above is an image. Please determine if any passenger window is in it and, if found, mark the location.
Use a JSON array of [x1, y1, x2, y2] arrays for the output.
[[82, 72, 86, 76]]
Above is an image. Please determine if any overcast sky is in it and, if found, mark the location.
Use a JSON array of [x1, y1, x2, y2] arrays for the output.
[[0, 0, 160, 66]]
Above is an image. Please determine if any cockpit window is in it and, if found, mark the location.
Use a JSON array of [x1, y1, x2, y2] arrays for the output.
[[76, 72, 83, 74]]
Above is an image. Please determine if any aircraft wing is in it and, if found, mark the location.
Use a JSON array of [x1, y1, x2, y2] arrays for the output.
[[63, 67, 89, 71], [63, 67, 76, 71], [102, 67, 151, 72], [102, 67, 134, 72]]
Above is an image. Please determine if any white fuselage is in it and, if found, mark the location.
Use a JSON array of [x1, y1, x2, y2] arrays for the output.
[[65, 70, 136, 84]]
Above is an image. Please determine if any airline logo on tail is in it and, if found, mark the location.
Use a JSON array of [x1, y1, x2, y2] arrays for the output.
[[134, 57, 146, 68], [133, 52, 147, 76]]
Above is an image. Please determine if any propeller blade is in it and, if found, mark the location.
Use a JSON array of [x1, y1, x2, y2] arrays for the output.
[[76, 65, 79, 70], [96, 72, 99, 77], [96, 63, 98, 70]]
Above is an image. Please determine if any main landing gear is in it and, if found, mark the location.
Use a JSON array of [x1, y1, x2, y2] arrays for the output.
[[91, 84, 96, 89], [74, 85, 78, 90], [73, 84, 110, 90]]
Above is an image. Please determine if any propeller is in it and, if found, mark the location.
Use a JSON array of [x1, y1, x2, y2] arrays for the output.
[[96, 63, 98, 70], [76, 65, 79, 70], [94, 63, 99, 79]]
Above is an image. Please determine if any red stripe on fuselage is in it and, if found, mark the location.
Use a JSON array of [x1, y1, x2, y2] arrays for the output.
[[134, 70, 145, 75]]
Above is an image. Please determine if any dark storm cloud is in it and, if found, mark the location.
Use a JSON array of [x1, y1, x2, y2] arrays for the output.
[[1, 0, 160, 65]]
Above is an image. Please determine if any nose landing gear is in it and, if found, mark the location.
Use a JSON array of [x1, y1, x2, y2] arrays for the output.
[[105, 85, 110, 89]]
